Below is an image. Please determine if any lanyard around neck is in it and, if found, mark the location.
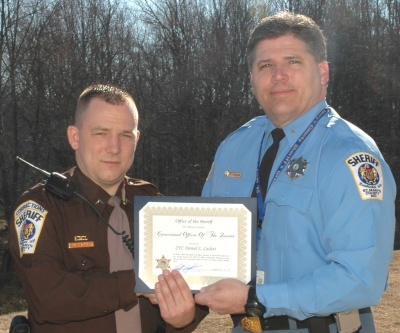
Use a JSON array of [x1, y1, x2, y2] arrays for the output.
[[255, 107, 329, 234]]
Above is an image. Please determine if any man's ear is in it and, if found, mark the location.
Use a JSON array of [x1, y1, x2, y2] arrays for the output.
[[136, 130, 140, 143], [67, 126, 79, 151], [319, 60, 330, 86]]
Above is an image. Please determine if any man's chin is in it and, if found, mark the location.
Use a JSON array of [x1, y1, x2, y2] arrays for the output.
[[97, 173, 125, 187]]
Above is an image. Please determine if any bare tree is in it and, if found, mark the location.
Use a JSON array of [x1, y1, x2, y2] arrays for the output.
[[0, 0, 140, 217], [0, 0, 399, 245], [131, 0, 259, 195], [0, 0, 46, 217]]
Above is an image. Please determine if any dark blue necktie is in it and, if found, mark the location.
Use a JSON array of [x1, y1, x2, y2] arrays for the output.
[[258, 128, 285, 200]]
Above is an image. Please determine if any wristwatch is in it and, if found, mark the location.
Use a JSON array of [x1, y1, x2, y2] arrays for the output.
[[244, 285, 266, 317]]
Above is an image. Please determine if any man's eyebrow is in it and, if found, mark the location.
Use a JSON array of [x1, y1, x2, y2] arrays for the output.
[[91, 126, 109, 131], [121, 129, 134, 134], [285, 55, 303, 60], [256, 55, 302, 64], [255, 59, 272, 67], [89, 125, 135, 133]]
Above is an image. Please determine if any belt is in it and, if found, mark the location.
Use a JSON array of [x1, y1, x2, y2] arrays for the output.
[[240, 314, 336, 332]]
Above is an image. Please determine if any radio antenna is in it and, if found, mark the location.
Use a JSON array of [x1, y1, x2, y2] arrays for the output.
[[16, 156, 50, 177]]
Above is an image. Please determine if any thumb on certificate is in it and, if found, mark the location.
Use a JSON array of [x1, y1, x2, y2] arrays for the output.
[[194, 279, 249, 314], [194, 289, 208, 306]]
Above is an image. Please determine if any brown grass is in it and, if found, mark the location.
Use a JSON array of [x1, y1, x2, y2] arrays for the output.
[[1, 251, 399, 333]]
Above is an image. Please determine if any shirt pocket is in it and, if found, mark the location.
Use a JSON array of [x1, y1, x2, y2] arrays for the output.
[[265, 181, 314, 250], [210, 175, 255, 197], [66, 252, 96, 272], [267, 181, 313, 213]]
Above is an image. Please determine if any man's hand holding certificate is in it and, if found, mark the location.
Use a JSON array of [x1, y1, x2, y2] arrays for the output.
[[134, 197, 256, 293]]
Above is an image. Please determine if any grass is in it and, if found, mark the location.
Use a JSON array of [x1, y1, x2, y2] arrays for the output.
[[0, 217, 29, 331]]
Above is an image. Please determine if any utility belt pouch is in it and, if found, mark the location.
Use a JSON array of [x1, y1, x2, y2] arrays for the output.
[[240, 317, 263, 332], [334, 310, 361, 333], [307, 316, 330, 333]]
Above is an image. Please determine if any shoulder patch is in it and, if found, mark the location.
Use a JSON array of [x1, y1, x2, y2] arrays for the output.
[[346, 152, 383, 200], [14, 200, 48, 257]]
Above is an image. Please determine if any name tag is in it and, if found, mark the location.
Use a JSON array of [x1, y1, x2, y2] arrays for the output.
[[68, 241, 94, 249], [225, 170, 242, 178]]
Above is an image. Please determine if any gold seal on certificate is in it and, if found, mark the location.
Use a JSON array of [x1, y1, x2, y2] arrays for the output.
[[156, 255, 171, 270], [134, 197, 256, 293]]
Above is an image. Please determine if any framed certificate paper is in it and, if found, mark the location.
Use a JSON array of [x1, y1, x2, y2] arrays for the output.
[[133, 196, 256, 293]]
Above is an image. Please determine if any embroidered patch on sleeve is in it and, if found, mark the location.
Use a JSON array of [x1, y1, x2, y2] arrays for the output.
[[346, 152, 384, 200], [14, 200, 48, 257]]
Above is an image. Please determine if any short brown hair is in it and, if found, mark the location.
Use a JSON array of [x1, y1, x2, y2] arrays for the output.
[[75, 84, 137, 126], [247, 11, 327, 69]]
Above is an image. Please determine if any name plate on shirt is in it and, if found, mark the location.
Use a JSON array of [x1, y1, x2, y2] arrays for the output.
[[134, 196, 256, 293]]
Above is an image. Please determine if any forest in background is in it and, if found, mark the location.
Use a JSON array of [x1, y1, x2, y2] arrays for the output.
[[0, 0, 399, 247]]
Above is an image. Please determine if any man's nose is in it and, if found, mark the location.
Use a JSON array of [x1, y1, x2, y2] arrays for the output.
[[272, 64, 288, 81], [106, 136, 121, 154]]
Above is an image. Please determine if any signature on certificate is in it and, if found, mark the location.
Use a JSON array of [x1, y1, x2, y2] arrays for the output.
[[174, 263, 203, 273]]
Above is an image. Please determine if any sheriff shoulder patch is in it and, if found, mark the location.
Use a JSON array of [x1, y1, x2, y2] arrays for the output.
[[346, 152, 383, 200], [14, 200, 48, 257]]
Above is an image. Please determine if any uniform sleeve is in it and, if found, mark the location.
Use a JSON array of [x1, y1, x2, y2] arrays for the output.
[[139, 297, 208, 333], [9, 189, 138, 324], [202, 127, 262, 198], [202, 141, 226, 197], [165, 305, 209, 333], [257, 150, 396, 319]]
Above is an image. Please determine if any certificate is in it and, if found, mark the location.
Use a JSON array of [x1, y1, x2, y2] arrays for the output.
[[134, 196, 256, 293]]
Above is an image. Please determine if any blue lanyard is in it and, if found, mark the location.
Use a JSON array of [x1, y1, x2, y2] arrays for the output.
[[255, 108, 329, 244]]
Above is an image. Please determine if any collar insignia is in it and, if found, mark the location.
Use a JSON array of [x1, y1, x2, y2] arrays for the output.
[[286, 156, 309, 180]]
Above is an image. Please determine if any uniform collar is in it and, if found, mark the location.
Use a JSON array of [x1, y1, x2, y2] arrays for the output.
[[68, 167, 125, 210], [281, 99, 329, 147]]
